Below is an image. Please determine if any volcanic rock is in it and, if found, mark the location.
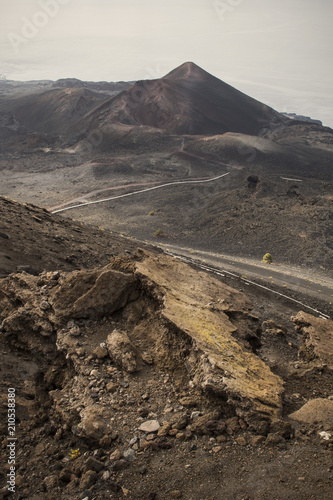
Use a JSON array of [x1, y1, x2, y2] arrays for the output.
[[134, 252, 284, 420], [289, 399, 333, 428], [293, 312, 333, 368], [74, 405, 114, 441], [52, 268, 139, 321], [106, 329, 138, 373], [138, 420, 160, 433]]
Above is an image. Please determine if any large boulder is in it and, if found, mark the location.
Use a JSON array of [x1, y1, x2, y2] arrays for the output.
[[51, 268, 139, 321], [74, 405, 114, 441], [106, 329, 138, 373]]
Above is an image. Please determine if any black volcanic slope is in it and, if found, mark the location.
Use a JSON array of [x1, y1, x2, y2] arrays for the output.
[[0, 196, 154, 277], [77, 62, 287, 136], [0, 88, 108, 136], [0, 80, 132, 152]]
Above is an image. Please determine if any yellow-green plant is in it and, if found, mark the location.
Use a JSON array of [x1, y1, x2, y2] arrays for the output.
[[69, 449, 81, 460], [262, 253, 273, 264], [154, 228, 164, 237]]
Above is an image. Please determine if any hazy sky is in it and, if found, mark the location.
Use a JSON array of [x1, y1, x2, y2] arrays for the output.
[[1, 0, 332, 126]]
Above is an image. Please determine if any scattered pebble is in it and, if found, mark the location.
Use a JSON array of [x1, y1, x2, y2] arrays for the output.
[[139, 420, 160, 433]]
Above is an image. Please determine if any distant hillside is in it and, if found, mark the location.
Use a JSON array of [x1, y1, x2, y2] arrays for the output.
[[52, 78, 133, 94], [0, 78, 132, 149], [0, 88, 109, 136], [0, 62, 332, 272], [282, 112, 322, 125]]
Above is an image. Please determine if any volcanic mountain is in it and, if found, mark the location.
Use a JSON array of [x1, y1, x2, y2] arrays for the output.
[[76, 62, 287, 136]]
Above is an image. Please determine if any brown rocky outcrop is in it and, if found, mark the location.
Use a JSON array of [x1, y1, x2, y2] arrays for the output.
[[0, 250, 284, 434], [133, 252, 283, 420], [292, 311, 333, 368], [52, 268, 139, 321]]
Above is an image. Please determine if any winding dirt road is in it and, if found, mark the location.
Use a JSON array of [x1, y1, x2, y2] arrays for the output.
[[47, 169, 332, 319], [50, 172, 230, 214]]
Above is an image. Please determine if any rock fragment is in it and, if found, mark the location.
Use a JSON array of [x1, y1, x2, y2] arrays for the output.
[[75, 405, 113, 441], [293, 312, 333, 368], [93, 345, 109, 359], [84, 457, 105, 472], [79, 471, 98, 490], [106, 329, 138, 373], [289, 399, 333, 428], [138, 420, 160, 433]]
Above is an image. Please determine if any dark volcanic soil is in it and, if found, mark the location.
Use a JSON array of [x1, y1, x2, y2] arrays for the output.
[[0, 197, 333, 500], [54, 163, 332, 273], [0, 196, 155, 278]]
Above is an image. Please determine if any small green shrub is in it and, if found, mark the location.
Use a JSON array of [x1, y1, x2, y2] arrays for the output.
[[262, 253, 273, 264], [149, 210, 155, 216], [154, 228, 164, 238]]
